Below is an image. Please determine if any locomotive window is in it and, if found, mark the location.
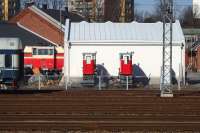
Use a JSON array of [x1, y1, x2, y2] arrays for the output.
[[5, 55, 12, 68], [49, 49, 54, 55], [124, 56, 129, 64], [86, 56, 91, 64], [33, 48, 37, 55], [44, 49, 48, 55], [38, 49, 48, 55]]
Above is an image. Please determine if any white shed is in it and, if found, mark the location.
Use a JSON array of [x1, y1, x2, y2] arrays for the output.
[[64, 19, 185, 85]]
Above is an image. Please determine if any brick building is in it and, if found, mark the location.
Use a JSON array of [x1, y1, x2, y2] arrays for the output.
[[68, 0, 96, 21], [9, 6, 64, 45], [104, 0, 120, 22], [185, 41, 200, 72], [9, 5, 85, 46], [104, 0, 134, 22]]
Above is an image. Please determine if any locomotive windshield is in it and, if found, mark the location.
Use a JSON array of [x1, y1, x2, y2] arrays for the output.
[[86, 56, 91, 64], [124, 55, 129, 64], [38, 49, 48, 55], [32, 48, 54, 55]]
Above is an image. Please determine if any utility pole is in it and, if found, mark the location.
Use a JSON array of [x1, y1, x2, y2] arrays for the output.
[[120, 0, 125, 22], [92, 0, 96, 20], [3, 0, 8, 21], [160, 0, 174, 97], [132, 0, 134, 21]]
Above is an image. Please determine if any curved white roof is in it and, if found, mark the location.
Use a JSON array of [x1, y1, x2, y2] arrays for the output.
[[65, 19, 185, 46]]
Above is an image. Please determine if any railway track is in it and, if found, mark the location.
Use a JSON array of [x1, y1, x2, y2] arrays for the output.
[[0, 89, 200, 132], [1, 120, 200, 131]]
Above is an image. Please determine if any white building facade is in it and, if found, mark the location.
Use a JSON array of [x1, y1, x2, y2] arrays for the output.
[[64, 20, 185, 85], [67, 0, 105, 21], [193, 0, 200, 18]]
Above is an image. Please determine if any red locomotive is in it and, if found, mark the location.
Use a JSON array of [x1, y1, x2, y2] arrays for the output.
[[119, 52, 134, 85], [24, 46, 64, 73], [82, 52, 97, 86]]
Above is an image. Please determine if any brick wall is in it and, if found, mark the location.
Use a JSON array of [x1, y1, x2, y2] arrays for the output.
[[197, 48, 200, 71], [10, 8, 64, 46]]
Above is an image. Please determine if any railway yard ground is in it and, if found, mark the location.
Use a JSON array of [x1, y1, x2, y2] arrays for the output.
[[1, 86, 200, 133]]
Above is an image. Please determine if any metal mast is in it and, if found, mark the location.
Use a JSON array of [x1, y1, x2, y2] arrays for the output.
[[160, 0, 173, 97]]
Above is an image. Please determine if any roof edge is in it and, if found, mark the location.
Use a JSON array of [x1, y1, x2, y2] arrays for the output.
[[29, 6, 65, 31], [17, 22, 59, 46]]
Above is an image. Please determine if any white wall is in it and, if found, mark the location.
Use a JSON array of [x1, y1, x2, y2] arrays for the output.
[[0, 38, 22, 50], [69, 45, 184, 84]]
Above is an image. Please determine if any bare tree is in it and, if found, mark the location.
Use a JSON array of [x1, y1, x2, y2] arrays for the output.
[[95, 0, 104, 21], [134, 9, 144, 22], [51, 0, 58, 9], [179, 6, 193, 27], [179, 6, 200, 28], [153, 0, 163, 21], [104, 0, 121, 22], [139, 0, 163, 23]]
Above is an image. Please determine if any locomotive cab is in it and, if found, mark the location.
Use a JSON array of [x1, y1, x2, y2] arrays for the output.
[[82, 53, 97, 86], [119, 52, 134, 85]]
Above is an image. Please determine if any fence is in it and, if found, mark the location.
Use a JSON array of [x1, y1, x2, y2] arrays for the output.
[[23, 73, 63, 90]]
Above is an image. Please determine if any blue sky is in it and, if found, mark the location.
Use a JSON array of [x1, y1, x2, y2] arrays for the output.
[[136, 0, 192, 12], [135, 0, 192, 18]]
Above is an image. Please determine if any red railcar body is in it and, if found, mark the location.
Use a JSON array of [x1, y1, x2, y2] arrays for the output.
[[119, 53, 133, 76], [120, 59, 133, 75], [119, 52, 134, 85], [83, 60, 96, 75], [55, 53, 64, 71], [24, 46, 64, 71], [82, 53, 97, 86]]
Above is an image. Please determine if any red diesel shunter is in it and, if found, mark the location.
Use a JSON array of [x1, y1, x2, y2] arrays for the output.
[[119, 52, 134, 85], [82, 52, 97, 86], [24, 46, 64, 73]]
